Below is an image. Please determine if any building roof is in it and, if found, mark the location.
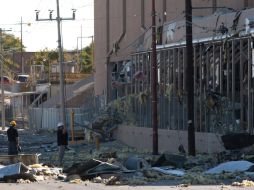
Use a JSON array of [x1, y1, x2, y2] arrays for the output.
[[140, 8, 254, 51]]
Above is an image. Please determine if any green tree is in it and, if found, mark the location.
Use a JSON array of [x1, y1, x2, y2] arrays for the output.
[[34, 49, 75, 66], [3, 33, 23, 51], [1, 32, 24, 76], [79, 42, 93, 73], [48, 50, 58, 62]]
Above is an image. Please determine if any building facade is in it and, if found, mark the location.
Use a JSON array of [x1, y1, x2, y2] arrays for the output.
[[94, 1, 254, 153], [94, 0, 253, 99]]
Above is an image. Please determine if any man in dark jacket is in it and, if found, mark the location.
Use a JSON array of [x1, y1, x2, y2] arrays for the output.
[[7, 120, 20, 155], [57, 122, 68, 166]]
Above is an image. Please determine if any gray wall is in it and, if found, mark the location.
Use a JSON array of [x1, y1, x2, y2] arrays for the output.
[[115, 124, 225, 154]]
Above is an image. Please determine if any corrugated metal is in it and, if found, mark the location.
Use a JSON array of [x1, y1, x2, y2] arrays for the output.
[[28, 95, 104, 130], [28, 108, 93, 129]]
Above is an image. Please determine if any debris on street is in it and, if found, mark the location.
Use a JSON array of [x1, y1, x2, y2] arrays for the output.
[[1, 128, 254, 187], [232, 180, 254, 187], [151, 167, 185, 177], [205, 160, 254, 174], [0, 163, 29, 179]]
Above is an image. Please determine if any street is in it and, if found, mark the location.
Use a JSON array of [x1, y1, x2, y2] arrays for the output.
[[1, 180, 252, 190]]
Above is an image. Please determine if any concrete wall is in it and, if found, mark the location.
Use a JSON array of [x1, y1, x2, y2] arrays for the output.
[[94, 0, 107, 97], [115, 124, 225, 154], [94, 0, 248, 97]]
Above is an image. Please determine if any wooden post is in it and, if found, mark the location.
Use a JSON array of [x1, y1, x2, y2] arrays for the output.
[[95, 135, 100, 150], [151, 0, 158, 155], [70, 109, 75, 144], [185, 0, 196, 156]]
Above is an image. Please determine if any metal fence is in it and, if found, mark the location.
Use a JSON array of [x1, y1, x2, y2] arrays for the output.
[[28, 95, 105, 130], [110, 35, 253, 134], [29, 36, 254, 134], [29, 108, 85, 129]]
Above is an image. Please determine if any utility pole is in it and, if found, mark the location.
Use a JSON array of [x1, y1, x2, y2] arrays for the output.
[[185, 0, 196, 156], [0, 28, 11, 130], [35, 1, 76, 129], [80, 25, 83, 71], [151, 0, 158, 155], [19, 17, 31, 74], [76, 35, 93, 72], [76, 37, 80, 72], [91, 36, 94, 73], [20, 17, 24, 74]]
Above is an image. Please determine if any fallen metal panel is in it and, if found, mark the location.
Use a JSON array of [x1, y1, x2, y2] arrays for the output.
[[86, 162, 121, 175], [152, 167, 185, 176], [0, 162, 28, 179]]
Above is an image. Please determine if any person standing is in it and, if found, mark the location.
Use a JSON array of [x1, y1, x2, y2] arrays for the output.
[[7, 120, 20, 155], [57, 122, 68, 166]]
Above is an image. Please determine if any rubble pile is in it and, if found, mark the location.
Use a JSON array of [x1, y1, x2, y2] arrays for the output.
[[85, 112, 121, 142], [2, 128, 254, 187], [58, 147, 254, 186], [0, 162, 62, 183], [232, 180, 254, 187]]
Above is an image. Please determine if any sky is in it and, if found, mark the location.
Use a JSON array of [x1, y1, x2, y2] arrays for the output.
[[0, 0, 94, 52]]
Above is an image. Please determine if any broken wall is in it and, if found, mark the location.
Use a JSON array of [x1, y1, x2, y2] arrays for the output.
[[115, 124, 225, 153]]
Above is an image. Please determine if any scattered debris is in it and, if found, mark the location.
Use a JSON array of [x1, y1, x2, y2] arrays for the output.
[[96, 175, 120, 185], [3, 128, 254, 186], [152, 167, 185, 177], [99, 151, 117, 159], [66, 174, 81, 182], [124, 156, 149, 170], [153, 153, 187, 168], [222, 133, 254, 150], [91, 114, 120, 138], [0, 162, 29, 179], [182, 173, 217, 185], [64, 159, 121, 179], [205, 160, 254, 174], [232, 180, 254, 187], [17, 179, 32, 183]]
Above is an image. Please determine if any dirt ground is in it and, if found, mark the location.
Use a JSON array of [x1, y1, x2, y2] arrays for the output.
[[1, 180, 253, 190]]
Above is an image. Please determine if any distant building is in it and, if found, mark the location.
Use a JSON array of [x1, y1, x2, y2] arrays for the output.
[[51, 61, 78, 74]]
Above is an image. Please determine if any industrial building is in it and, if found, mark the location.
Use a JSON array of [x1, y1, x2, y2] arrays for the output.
[[94, 1, 254, 153]]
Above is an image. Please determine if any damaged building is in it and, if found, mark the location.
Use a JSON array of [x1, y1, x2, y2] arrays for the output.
[[94, 1, 254, 153]]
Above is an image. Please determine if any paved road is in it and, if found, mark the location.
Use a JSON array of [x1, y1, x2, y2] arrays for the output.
[[0, 180, 253, 190]]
